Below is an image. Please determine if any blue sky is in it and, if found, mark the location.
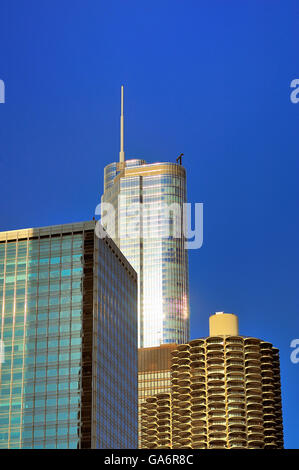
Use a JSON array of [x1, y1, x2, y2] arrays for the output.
[[0, 0, 298, 448]]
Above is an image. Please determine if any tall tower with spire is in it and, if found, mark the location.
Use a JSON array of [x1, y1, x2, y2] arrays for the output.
[[101, 86, 190, 348]]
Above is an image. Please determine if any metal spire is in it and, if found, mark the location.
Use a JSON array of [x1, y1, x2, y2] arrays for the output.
[[119, 85, 125, 162]]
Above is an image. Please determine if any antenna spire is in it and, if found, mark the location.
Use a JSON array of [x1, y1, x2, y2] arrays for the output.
[[119, 85, 125, 162]]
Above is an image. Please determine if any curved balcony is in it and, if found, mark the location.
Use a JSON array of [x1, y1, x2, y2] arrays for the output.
[[226, 380, 244, 389], [226, 360, 244, 371], [207, 358, 224, 367], [261, 371, 274, 380], [177, 343, 190, 352], [176, 366, 190, 375], [207, 345, 224, 353], [262, 386, 275, 394], [263, 398, 275, 407], [176, 384, 190, 393], [263, 403, 276, 412], [157, 427, 171, 436], [247, 416, 263, 425], [192, 399, 207, 409], [245, 374, 262, 383], [227, 396, 245, 405], [191, 412, 206, 422], [177, 368, 190, 377], [244, 352, 260, 361], [190, 380, 206, 393], [207, 402, 225, 413], [260, 357, 273, 364], [227, 404, 245, 414], [245, 356, 260, 363], [225, 337, 244, 345], [190, 386, 206, 395], [174, 423, 190, 433], [226, 367, 245, 376], [227, 418, 246, 428], [244, 337, 260, 346], [260, 354, 273, 362], [247, 410, 263, 418], [225, 346, 244, 354], [189, 350, 205, 360], [261, 375, 274, 384], [208, 423, 226, 432], [209, 439, 227, 449], [248, 441, 265, 449], [248, 432, 265, 442], [192, 439, 207, 449], [191, 362, 206, 371], [189, 353, 205, 362], [228, 430, 247, 439], [157, 397, 171, 406], [245, 365, 261, 373], [227, 411, 245, 418], [264, 430, 277, 439], [207, 378, 225, 387], [247, 425, 264, 434], [177, 349, 190, 357], [177, 380, 190, 389], [192, 417, 207, 426], [246, 384, 263, 394], [206, 366, 225, 374], [179, 431, 192, 440], [246, 394, 263, 403], [208, 392, 225, 400], [229, 441, 247, 449], [189, 338, 205, 347], [260, 341, 272, 349], [208, 414, 225, 422], [207, 386, 225, 395], [209, 431, 227, 440], [207, 371, 225, 380], [227, 384, 245, 394], [192, 426, 207, 437], [177, 358, 191, 367], [208, 410, 226, 419], [156, 410, 171, 419], [228, 423, 246, 431], [206, 351, 224, 360], [190, 403, 206, 413]]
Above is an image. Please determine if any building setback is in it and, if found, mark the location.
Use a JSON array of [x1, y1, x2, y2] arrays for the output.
[[140, 313, 284, 449], [138, 343, 177, 446], [0, 221, 137, 449]]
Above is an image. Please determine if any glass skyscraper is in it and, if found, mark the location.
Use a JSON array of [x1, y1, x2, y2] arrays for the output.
[[0, 221, 137, 449], [102, 159, 190, 348]]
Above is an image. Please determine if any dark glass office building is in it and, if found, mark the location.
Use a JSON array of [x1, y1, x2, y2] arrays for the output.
[[0, 221, 137, 449]]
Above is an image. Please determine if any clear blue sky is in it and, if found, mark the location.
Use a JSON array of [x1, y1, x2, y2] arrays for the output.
[[0, 0, 298, 448]]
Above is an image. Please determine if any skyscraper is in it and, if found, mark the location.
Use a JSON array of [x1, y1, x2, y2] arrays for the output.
[[101, 87, 190, 348], [0, 221, 138, 449], [141, 312, 284, 449]]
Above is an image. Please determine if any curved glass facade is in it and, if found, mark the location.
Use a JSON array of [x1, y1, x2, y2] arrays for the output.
[[102, 159, 190, 348]]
